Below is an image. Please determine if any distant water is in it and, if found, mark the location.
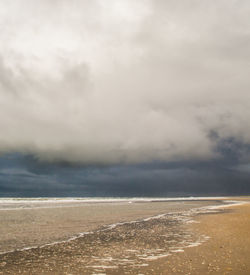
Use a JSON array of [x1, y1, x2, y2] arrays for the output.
[[0, 196, 226, 210]]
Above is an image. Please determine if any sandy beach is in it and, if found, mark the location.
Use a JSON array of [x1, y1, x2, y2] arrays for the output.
[[0, 198, 249, 274], [138, 198, 250, 274]]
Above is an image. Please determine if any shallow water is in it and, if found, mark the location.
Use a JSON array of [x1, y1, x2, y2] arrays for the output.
[[0, 198, 224, 254], [0, 199, 235, 274], [0, 197, 226, 210]]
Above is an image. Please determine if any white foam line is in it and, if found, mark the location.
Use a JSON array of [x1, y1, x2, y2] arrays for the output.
[[172, 249, 185, 253], [186, 242, 202, 248], [0, 196, 228, 211], [187, 200, 248, 217], [0, 196, 228, 203], [207, 200, 248, 209]]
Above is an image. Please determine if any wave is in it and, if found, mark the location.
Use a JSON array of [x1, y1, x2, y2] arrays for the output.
[[0, 196, 227, 210]]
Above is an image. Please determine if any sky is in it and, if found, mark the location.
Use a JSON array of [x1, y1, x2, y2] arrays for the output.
[[0, 0, 250, 197]]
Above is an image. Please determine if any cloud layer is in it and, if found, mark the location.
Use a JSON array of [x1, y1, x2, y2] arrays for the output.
[[1, 0, 250, 165]]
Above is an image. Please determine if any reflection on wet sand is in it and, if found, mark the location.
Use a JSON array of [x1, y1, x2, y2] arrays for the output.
[[0, 199, 230, 274]]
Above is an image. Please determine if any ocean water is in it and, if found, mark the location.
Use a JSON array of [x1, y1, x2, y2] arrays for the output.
[[0, 196, 226, 210]]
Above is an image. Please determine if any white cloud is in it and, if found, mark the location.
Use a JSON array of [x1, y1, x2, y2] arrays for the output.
[[0, 0, 250, 164]]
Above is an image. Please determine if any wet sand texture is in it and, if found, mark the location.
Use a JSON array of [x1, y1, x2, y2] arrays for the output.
[[0, 200, 224, 274], [0, 200, 219, 253], [139, 202, 250, 275], [1, 199, 249, 274]]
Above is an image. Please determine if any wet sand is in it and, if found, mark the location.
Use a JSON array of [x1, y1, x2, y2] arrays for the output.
[[140, 198, 250, 274], [0, 198, 248, 274], [0, 199, 220, 254]]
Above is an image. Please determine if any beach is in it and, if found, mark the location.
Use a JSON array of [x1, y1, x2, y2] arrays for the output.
[[0, 198, 249, 274], [149, 198, 250, 274]]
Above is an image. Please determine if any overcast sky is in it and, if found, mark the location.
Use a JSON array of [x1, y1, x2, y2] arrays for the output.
[[0, 0, 250, 196]]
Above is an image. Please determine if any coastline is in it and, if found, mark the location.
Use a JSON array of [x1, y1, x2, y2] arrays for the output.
[[0, 198, 223, 254], [139, 198, 250, 274], [0, 198, 249, 274]]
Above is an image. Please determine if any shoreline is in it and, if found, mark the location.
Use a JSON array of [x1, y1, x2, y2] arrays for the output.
[[0, 196, 228, 211], [0, 198, 249, 274], [139, 198, 250, 274], [0, 198, 225, 254], [1, 199, 238, 257]]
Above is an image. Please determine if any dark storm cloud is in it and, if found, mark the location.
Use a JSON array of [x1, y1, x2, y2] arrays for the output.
[[0, 152, 249, 197]]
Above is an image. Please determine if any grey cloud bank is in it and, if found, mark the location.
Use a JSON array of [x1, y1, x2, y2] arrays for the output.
[[0, 151, 250, 197], [0, 0, 250, 166]]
